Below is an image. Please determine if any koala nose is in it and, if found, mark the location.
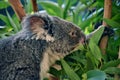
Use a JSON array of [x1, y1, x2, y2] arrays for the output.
[[79, 38, 85, 44]]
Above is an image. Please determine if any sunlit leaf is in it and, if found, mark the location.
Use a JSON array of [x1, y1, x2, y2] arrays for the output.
[[90, 26, 104, 44], [0, 14, 11, 26], [57, 0, 64, 7], [0, 1, 10, 9], [12, 14, 21, 30], [6, 10, 18, 32], [39, 1, 63, 18]]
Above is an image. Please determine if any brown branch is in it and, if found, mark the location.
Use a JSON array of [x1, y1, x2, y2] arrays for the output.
[[31, 0, 38, 12], [100, 0, 112, 54], [8, 0, 26, 21]]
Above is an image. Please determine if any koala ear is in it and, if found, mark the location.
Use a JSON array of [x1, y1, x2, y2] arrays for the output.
[[27, 15, 55, 41], [29, 16, 45, 30]]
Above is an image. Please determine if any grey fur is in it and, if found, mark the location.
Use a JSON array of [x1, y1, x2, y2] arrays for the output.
[[0, 13, 86, 80]]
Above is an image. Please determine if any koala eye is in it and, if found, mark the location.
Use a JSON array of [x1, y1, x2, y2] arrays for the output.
[[69, 30, 77, 37]]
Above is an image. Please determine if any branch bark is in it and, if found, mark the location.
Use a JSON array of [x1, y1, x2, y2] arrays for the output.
[[31, 0, 38, 12], [100, 0, 112, 54], [8, 0, 26, 21]]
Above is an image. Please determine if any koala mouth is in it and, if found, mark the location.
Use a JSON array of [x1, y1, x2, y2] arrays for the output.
[[70, 38, 85, 52]]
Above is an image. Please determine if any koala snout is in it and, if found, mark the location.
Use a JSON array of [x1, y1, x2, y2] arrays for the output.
[[79, 38, 85, 44]]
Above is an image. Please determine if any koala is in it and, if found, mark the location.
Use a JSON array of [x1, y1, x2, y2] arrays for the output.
[[0, 13, 86, 80], [0, 12, 113, 80]]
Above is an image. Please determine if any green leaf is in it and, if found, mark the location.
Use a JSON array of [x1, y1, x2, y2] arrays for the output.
[[90, 26, 104, 44], [103, 18, 120, 28], [57, 0, 64, 7], [6, 10, 19, 32], [104, 67, 120, 75], [70, 56, 86, 65], [0, 1, 10, 9], [86, 52, 95, 70], [89, 39, 102, 61], [24, 0, 33, 13], [87, 70, 106, 80], [80, 13, 102, 30], [101, 59, 120, 70], [61, 59, 80, 80], [0, 14, 11, 26], [63, 0, 78, 19], [112, 14, 120, 21], [12, 14, 21, 30], [39, 1, 63, 18]]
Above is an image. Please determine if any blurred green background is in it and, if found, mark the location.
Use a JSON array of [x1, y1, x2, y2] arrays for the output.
[[0, 0, 120, 80]]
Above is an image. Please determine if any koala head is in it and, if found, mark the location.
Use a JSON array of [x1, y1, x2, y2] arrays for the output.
[[21, 13, 85, 55]]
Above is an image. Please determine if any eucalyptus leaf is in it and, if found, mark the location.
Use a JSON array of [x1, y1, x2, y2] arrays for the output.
[[101, 59, 120, 70], [89, 39, 102, 61], [24, 0, 33, 13], [6, 10, 18, 32], [87, 70, 106, 80], [104, 67, 120, 75], [86, 52, 95, 70], [0, 14, 11, 26], [57, 0, 63, 7], [0, 1, 10, 9], [12, 14, 21, 30], [103, 18, 120, 28], [61, 59, 80, 80], [39, 1, 63, 18], [90, 26, 104, 44]]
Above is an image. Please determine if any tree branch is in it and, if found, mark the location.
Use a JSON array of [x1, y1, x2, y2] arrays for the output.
[[31, 0, 38, 12], [100, 0, 112, 54], [8, 0, 26, 21]]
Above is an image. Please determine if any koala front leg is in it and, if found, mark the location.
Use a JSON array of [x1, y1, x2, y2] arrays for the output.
[[40, 52, 50, 80], [40, 49, 61, 80], [40, 51, 56, 80]]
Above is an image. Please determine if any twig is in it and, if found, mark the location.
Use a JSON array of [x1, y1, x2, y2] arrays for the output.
[[8, 0, 26, 21], [100, 0, 112, 54], [31, 0, 38, 12]]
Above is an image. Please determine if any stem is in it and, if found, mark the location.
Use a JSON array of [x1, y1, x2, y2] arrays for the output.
[[8, 0, 26, 21], [31, 0, 38, 12], [100, 0, 112, 54]]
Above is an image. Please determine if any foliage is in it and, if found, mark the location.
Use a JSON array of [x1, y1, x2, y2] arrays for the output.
[[39, 0, 120, 80], [24, 0, 33, 14], [0, 0, 120, 80], [0, 11, 21, 38]]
